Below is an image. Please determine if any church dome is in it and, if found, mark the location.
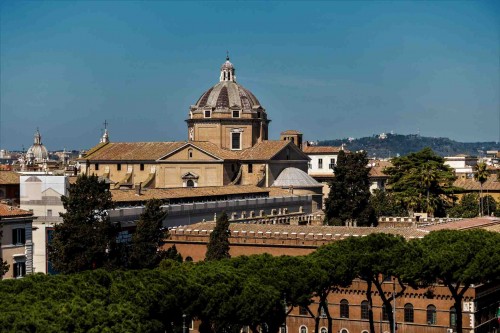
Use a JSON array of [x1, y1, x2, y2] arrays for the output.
[[26, 129, 49, 162], [191, 56, 265, 113], [272, 167, 322, 188]]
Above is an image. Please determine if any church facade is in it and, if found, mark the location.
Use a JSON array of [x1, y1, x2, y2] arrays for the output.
[[79, 58, 315, 192]]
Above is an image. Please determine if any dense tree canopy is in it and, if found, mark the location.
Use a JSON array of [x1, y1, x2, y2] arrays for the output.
[[384, 148, 457, 217], [2, 228, 499, 333], [48, 174, 117, 274], [414, 229, 500, 333], [324, 150, 376, 226], [205, 212, 231, 261]]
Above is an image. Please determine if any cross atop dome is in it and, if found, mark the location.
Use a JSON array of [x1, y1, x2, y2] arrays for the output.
[[220, 54, 236, 82]]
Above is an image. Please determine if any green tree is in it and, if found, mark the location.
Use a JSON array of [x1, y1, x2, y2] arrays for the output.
[[48, 174, 117, 274], [0, 223, 9, 278], [473, 161, 488, 216], [307, 243, 356, 333], [129, 198, 168, 269], [415, 229, 500, 333], [369, 189, 408, 218], [324, 150, 376, 226], [163, 245, 183, 263], [385, 148, 457, 217], [448, 193, 480, 218], [481, 194, 497, 216], [338, 234, 415, 333], [205, 212, 231, 261]]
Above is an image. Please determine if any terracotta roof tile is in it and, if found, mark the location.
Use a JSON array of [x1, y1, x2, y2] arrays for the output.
[[454, 174, 500, 191], [239, 141, 291, 160], [369, 160, 392, 178], [0, 204, 32, 217], [0, 171, 20, 185], [111, 185, 269, 203], [82, 142, 185, 161], [189, 142, 239, 160], [302, 146, 342, 154]]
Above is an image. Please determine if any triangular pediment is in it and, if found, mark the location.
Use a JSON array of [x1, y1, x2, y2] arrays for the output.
[[270, 142, 311, 161], [181, 172, 199, 180], [157, 143, 223, 162]]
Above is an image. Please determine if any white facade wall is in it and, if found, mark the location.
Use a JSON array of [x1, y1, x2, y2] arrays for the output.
[[307, 154, 337, 175], [20, 174, 67, 274]]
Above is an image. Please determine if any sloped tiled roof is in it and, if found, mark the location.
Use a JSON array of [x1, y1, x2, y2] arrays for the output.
[[0, 204, 32, 218], [81, 142, 186, 161], [239, 141, 293, 160], [188, 142, 239, 160], [0, 171, 20, 185], [369, 160, 392, 178], [302, 146, 342, 154], [454, 174, 500, 191], [111, 185, 269, 203]]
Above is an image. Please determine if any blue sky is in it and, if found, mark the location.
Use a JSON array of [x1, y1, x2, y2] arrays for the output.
[[1, 1, 499, 151]]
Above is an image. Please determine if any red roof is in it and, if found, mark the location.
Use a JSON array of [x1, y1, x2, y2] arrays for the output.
[[0, 204, 32, 218]]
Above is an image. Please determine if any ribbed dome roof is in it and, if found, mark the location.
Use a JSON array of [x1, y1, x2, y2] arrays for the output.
[[195, 81, 262, 110], [272, 167, 322, 188], [192, 57, 264, 112]]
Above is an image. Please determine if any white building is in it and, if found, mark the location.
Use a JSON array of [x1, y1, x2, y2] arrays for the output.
[[19, 173, 67, 274], [444, 155, 477, 178]]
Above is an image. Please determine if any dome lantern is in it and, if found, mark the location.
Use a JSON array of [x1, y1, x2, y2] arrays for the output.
[[220, 54, 236, 82]]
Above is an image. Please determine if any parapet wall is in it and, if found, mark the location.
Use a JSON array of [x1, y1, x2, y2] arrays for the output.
[[378, 216, 462, 228]]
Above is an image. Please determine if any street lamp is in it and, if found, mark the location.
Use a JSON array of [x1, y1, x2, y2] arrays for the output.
[[183, 314, 187, 333]]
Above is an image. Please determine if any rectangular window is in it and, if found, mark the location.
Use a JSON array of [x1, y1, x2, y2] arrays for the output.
[[204, 110, 211, 118], [12, 228, 26, 245], [117, 164, 121, 171], [47, 209, 52, 217], [299, 306, 308, 316], [248, 164, 253, 173], [318, 158, 323, 169], [231, 132, 241, 150], [140, 164, 144, 171], [329, 159, 335, 169], [95, 163, 99, 170], [13, 262, 26, 278], [232, 110, 240, 118]]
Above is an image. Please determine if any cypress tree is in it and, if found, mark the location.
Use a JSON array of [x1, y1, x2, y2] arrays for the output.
[[205, 211, 231, 261]]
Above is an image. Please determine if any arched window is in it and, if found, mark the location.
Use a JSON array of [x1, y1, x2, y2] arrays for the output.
[[450, 307, 457, 328], [404, 303, 414, 323], [427, 305, 437, 325], [320, 328, 327, 333], [339, 329, 349, 333], [361, 300, 369, 320], [299, 326, 307, 333], [340, 299, 349, 318], [186, 180, 195, 187]]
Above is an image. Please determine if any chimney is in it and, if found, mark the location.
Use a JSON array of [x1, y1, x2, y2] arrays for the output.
[[135, 182, 142, 196]]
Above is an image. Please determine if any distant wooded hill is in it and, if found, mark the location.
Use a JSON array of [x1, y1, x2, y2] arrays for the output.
[[319, 134, 499, 158]]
